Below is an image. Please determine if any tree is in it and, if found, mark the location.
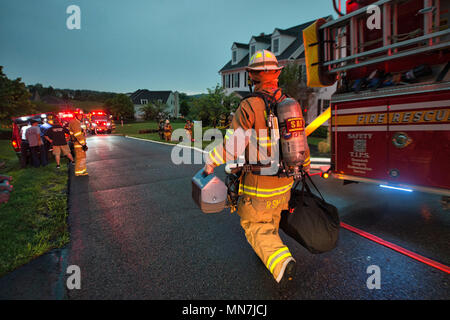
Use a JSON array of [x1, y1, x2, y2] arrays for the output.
[[140, 100, 168, 121], [179, 100, 190, 117], [0, 66, 35, 122], [189, 85, 229, 127], [105, 93, 134, 120], [278, 62, 317, 121], [223, 93, 240, 114]]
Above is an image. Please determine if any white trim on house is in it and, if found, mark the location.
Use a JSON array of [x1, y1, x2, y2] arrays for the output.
[[220, 21, 336, 125]]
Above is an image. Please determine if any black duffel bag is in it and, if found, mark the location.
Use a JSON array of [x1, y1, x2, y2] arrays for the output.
[[280, 172, 340, 254]]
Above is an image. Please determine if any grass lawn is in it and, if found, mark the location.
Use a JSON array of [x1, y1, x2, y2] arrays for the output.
[[115, 121, 219, 149], [115, 121, 329, 155], [0, 140, 69, 277]]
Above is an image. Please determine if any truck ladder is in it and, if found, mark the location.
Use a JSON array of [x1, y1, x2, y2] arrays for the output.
[[321, 0, 450, 73]]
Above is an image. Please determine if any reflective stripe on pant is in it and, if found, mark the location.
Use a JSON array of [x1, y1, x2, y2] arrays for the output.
[[237, 193, 293, 282], [74, 144, 87, 175]]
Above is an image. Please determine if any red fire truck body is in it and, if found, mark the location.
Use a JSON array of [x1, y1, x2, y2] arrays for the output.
[[331, 83, 449, 195], [87, 111, 113, 134], [306, 0, 450, 196]]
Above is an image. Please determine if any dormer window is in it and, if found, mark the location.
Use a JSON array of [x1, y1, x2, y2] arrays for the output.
[[232, 50, 237, 63], [272, 38, 279, 53], [250, 45, 256, 56]]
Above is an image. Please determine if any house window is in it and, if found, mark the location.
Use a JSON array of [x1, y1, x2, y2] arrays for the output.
[[225, 74, 230, 88], [322, 100, 330, 113], [244, 72, 248, 87], [223, 75, 226, 88], [250, 45, 256, 56], [272, 38, 279, 53], [233, 73, 240, 87], [317, 99, 323, 116], [232, 50, 237, 63], [141, 99, 148, 105]]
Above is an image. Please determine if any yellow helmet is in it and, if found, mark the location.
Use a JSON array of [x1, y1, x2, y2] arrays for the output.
[[246, 49, 283, 72]]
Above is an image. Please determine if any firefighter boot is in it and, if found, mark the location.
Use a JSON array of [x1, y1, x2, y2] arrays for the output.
[[277, 257, 296, 290]]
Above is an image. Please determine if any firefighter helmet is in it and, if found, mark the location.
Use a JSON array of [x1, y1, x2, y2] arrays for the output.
[[246, 49, 283, 72]]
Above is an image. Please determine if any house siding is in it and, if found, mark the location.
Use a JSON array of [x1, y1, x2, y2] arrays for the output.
[[219, 18, 336, 126], [131, 90, 179, 120]]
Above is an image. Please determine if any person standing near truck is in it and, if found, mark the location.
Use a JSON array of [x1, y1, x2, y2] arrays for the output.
[[68, 113, 88, 176], [26, 119, 48, 167], [19, 121, 31, 167], [45, 121, 74, 169]]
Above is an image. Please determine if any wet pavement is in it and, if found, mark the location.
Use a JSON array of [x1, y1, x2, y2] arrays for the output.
[[1, 135, 449, 299]]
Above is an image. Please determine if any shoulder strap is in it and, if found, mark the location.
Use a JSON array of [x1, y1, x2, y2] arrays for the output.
[[241, 90, 286, 116]]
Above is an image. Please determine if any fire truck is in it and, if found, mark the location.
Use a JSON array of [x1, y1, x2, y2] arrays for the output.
[[303, 0, 450, 197], [87, 110, 113, 134]]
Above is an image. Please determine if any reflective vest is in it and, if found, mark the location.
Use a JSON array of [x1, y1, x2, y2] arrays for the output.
[[68, 119, 86, 147], [206, 87, 310, 199]]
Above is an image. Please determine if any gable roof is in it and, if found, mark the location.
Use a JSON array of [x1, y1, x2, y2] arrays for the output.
[[130, 89, 172, 104], [233, 42, 249, 49], [220, 17, 328, 73], [251, 34, 271, 44], [219, 53, 249, 72]]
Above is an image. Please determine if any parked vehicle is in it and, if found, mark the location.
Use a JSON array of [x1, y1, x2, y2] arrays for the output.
[[304, 0, 450, 197], [87, 111, 114, 134]]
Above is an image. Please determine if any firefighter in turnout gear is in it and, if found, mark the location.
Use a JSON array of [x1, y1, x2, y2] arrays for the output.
[[69, 113, 88, 176], [204, 49, 311, 287]]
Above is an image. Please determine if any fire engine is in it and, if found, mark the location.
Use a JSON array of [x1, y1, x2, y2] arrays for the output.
[[87, 110, 114, 134], [303, 0, 450, 197]]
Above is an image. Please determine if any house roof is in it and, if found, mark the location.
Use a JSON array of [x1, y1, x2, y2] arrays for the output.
[[130, 89, 172, 104], [233, 42, 249, 49], [219, 53, 249, 73], [220, 17, 328, 73], [251, 34, 271, 44]]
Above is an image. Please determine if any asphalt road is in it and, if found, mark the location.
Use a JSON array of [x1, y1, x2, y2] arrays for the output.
[[1, 135, 449, 299]]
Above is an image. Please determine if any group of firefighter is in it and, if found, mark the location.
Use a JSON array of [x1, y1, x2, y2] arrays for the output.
[[67, 49, 309, 287], [157, 118, 198, 143], [157, 119, 175, 142]]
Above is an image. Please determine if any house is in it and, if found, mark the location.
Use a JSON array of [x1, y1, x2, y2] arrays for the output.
[[129, 89, 179, 120], [219, 18, 336, 125]]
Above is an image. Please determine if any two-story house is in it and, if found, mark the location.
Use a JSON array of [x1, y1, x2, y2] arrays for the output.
[[129, 89, 179, 120], [219, 18, 336, 125]]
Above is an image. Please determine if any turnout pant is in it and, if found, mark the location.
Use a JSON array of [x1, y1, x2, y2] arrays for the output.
[[74, 143, 87, 175], [237, 192, 295, 282]]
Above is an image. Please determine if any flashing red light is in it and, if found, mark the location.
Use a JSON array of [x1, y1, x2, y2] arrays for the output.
[[12, 140, 18, 149]]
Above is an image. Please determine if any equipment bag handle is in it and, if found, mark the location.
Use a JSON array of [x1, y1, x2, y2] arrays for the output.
[[291, 170, 326, 202], [304, 171, 326, 202]]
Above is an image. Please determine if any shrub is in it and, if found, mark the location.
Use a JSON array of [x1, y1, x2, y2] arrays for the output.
[[310, 125, 329, 139]]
